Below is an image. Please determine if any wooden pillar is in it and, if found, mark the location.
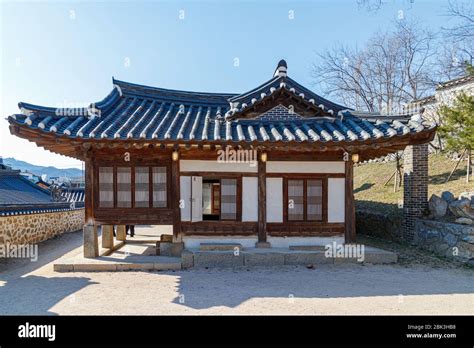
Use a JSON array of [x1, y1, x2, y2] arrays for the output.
[[257, 152, 270, 247], [102, 225, 114, 249], [171, 151, 182, 243], [344, 159, 356, 243], [83, 152, 99, 257], [84, 156, 94, 224], [116, 225, 127, 241]]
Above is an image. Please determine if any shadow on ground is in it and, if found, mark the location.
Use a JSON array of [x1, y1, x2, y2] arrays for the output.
[[169, 262, 473, 310], [0, 274, 97, 315]]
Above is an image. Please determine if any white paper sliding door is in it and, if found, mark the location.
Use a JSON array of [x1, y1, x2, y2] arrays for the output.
[[191, 176, 203, 222]]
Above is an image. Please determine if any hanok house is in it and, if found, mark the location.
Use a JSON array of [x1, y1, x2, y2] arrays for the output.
[[8, 60, 436, 258]]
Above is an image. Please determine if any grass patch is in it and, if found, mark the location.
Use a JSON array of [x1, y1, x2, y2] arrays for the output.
[[354, 153, 473, 217]]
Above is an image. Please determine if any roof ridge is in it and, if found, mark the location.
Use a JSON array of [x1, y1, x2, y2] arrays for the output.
[[113, 78, 237, 98]]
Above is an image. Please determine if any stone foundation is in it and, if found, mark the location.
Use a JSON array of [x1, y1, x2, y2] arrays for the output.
[[0, 209, 84, 245]]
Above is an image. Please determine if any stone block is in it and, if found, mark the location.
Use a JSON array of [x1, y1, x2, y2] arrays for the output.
[[160, 242, 184, 257], [200, 243, 242, 251], [83, 224, 99, 258], [181, 250, 194, 269], [101, 225, 114, 249], [284, 252, 333, 265], [289, 245, 326, 251], [53, 263, 74, 272], [244, 252, 285, 266], [154, 261, 182, 271], [117, 263, 154, 271], [193, 252, 244, 268], [116, 225, 127, 241], [73, 263, 117, 272]]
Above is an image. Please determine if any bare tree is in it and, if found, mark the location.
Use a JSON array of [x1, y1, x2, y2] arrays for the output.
[[312, 19, 436, 190], [437, 0, 474, 80], [312, 19, 436, 113]]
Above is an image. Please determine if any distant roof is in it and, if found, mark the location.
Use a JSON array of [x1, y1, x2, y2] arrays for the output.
[[7, 60, 436, 160], [0, 168, 53, 206], [436, 74, 474, 90]]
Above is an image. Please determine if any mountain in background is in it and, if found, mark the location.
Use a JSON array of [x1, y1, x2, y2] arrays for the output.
[[2, 158, 84, 178]]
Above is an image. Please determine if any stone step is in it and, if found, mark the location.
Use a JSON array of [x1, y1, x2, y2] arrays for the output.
[[199, 243, 242, 252], [289, 245, 326, 251], [183, 248, 398, 269], [54, 256, 182, 272]]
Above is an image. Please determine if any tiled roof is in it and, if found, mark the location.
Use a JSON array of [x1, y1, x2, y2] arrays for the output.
[[7, 61, 435, 145], [0, 169, 53, 206], [436, 74, 474, 90]]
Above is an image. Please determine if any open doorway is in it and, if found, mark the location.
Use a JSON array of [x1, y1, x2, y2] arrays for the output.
[[203, 179, 220, 220]]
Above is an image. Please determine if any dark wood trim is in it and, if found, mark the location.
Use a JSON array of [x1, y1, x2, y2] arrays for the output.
[[267, 173, 345, 178], [181, 221, 257, 236], [171, 156, 181, 240], [131, 166, 136, 209], [84, 156, 94, 224], [180, 171, 258, 177], [258, 157, 267, 243], [113, 166, 117, 208], [267, 222, 344, 237], [322, 178, 329, 223], [345, 160, 356, 243]]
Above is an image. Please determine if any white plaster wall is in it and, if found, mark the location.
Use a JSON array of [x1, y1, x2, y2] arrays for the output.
[[180, 176, 191, 221], [268, 236, 344, 248], [266, 177, 283, 222], [328, 178, 345, 223], [242, 177, 258, 221], [180, 160, 258, 173], [267, 161, 345, 173]]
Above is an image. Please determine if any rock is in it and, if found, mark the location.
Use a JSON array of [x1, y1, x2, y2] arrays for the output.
[[428, 194, 448, 218], [455, 217, 473, 225], [441, 191, 455, 203], [449, 198, 474, 219]]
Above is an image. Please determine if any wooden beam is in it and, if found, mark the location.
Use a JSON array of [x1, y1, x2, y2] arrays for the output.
[[171, 153, 181, 242], [84, 153, 94, 225], [344, 159, 356, 243], [258, 153, 267, 243]]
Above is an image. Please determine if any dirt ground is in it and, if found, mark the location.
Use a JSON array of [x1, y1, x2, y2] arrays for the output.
[[0, 230, 473, 315]]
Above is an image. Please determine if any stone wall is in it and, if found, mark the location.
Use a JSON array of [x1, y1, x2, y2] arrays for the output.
[[0, 209, 84, 245], [415, 219, 474, 261], [356, 211, 404, 242]]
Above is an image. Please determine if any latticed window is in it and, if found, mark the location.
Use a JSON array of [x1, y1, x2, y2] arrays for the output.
[[288, 180, 304, 221], [135, 167, 149, 208], [97, 165, 168, 209], [152, 167, 167, 208], [287, 178, 323, 221], [117, 167, 132, 208], [306, 179, 323, 221], [98, 167, 114, 208], [220, 178, 237, 220]]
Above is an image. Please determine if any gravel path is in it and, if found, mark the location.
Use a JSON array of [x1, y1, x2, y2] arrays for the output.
[[0, 231, 473, 315]]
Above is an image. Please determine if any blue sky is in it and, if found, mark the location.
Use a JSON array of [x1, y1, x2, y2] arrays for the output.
[[0, 0, 457, 169]]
